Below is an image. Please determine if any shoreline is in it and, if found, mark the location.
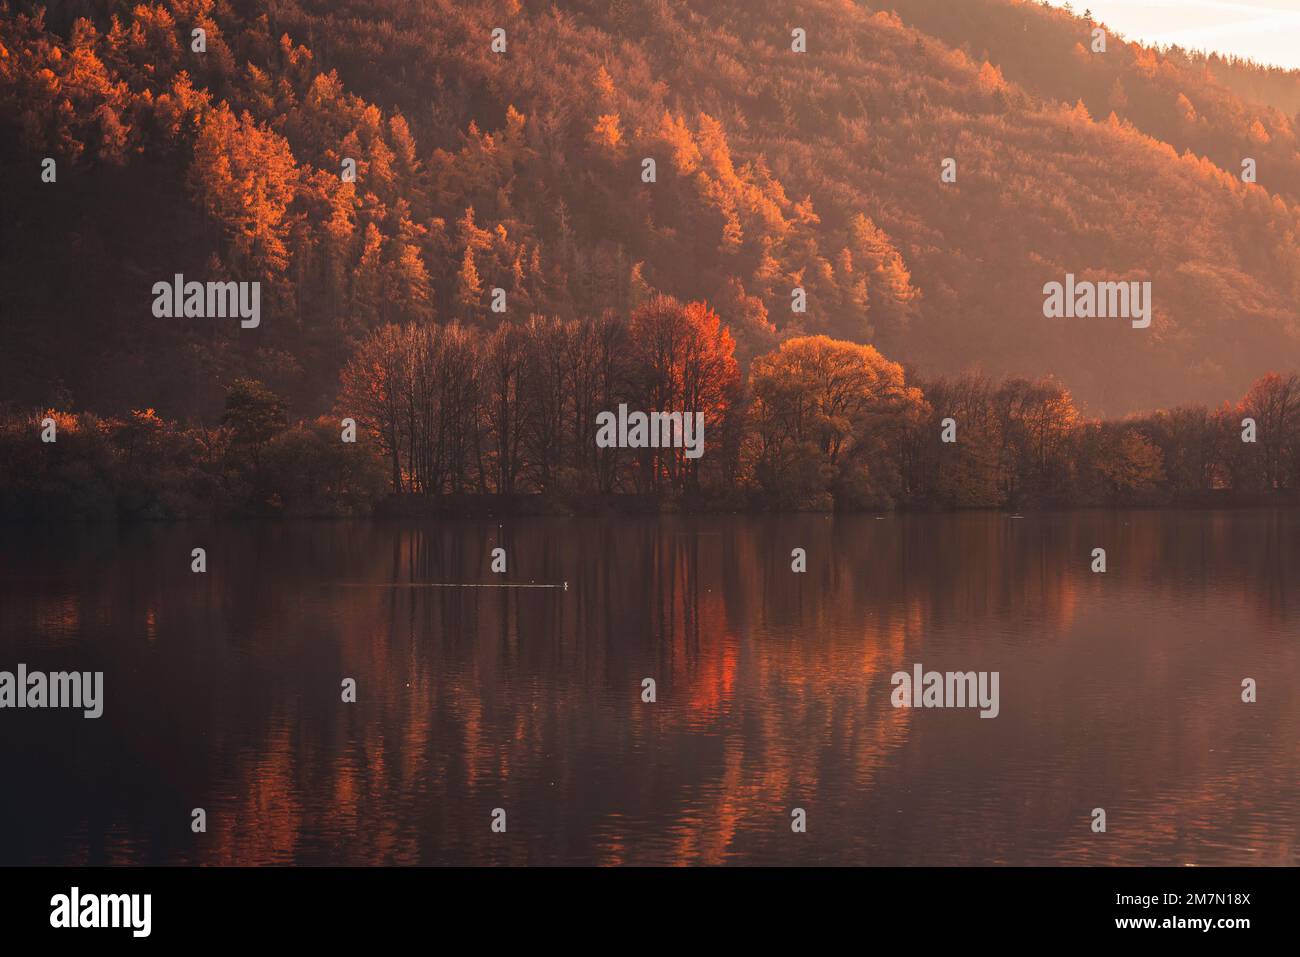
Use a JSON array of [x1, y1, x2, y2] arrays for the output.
[[6, 491, 1300, 524]]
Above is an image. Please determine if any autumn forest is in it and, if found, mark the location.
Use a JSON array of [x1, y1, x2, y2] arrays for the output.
[[3, 0, 1300, 518]]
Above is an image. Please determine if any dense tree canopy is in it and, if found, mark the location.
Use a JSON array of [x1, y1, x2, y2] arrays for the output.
[[3, 0, 1300, 423], [7, 295, 1300, 517]]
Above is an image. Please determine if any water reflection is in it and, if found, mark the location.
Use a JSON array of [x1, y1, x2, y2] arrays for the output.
[[0, 512, 1296, 865]]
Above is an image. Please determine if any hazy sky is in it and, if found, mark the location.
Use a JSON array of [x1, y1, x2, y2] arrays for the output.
[[1044, 0, 1300, 69]]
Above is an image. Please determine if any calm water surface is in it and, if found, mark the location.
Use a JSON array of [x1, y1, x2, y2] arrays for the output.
[[1, 512, 1296, 865]]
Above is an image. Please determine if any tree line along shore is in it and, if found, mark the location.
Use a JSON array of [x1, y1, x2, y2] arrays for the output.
[[5, 296, 1300, 521]]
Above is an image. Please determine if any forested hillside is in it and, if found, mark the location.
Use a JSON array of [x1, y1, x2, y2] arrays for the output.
[[2, 0, 1299, 420]]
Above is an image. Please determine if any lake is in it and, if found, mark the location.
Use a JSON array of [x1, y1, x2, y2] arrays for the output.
[[1, 511, 1296, 865]]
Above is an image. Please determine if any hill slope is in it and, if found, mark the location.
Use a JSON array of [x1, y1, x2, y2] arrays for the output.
[[2, 0, 1298, 418]]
